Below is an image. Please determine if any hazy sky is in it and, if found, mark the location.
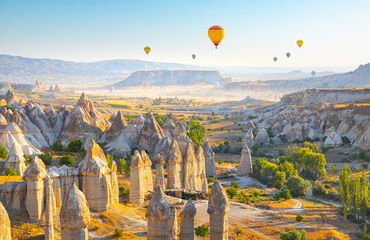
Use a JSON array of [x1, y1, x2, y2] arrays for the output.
[[0, 0, 369, 69]]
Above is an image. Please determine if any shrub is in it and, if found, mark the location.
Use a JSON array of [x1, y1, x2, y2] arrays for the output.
[[359, 151, 367, 160], [252, 190, 261, 198], [279, 149, 285, 156], [6, 106, 14, 111], [273, 171, 286, 189], [231, 181, 240, 189], [186, 120, 205, 149], [60, 154, 75, 166], [106, 154, 114, 167], [39, 152, 53, 165], [0, 145, 8, 159], [5, 167, 17, 176], [195, 225, 210, 239], [251, 144, 259, 155], [52, 141, 63, 151], [67, 139, 82, 153], [226, 188, 238, 199], [274, 188, 292, 200], [281, 229, 307, 240], [324, 183, 331, 189], [119, 157, 130, 175], [296, 215, 304, 222], [362, 163, 368, 170], [23, 155, 33, 166], [285, 176, 311, 197], [238, 136, 243, 142], [341, 136, 351, 144], [113, 228, 123, 238]]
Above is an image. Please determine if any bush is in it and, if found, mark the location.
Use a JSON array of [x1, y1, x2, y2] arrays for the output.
[[39, 152, 53, 165], [251, 144, 259, 155], [52, 141, 63, 151], [67, 139, 83, 153], [0, 145, 8, 159], [285, 176, 311, 197], [231, 181, 240, 189], [119, 186, 129, 196], [296, 215, 304, 222], [23, 155, 33, 166], [186, 120, 205, 149], [274, 188, 292, 200], [226, 187, 238, 199], [273, 171, 286, 189], [5, 167, 17, 176], [195, 225, 210, 238], [106, 154, 114, 167], [281, 229, 307, 240], [279, 149, 285, 156], [359, 151, 367, 160], [60, 154, 75, 166], [341, 136, 351, 144], [113, 228, 123, 238], [119, 157, 130, 175]]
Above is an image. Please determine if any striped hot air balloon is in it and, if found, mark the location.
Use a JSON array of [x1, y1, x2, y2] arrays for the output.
[[208, 25, 225, 49]]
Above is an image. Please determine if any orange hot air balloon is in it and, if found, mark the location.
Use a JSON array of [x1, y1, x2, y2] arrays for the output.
[[208, 25, 225, 49]]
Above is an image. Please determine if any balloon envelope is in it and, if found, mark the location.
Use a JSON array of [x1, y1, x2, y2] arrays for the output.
[[208, 25, 225, 48], [144, 46, 151, 55], [286, 52, 291, 58], [297, 40, 303, 48], [273, 57, 278, 62], [192, 54, 196, 59]]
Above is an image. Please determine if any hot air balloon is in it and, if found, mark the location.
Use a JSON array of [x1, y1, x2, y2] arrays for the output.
[[286, 52, 291, 58], [208, 25, 225, 49], [109, 86, 114, 92], [297, 40, 303, 48], [144, 46, 151, 55], [192, 54, 196, 60], [273, 57, 278, 62], [311, 71, 316, 77]]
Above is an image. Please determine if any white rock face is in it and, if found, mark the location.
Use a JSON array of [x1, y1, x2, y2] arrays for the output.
[[44, 177, 57, 240], [179, 200, 196, 240], [237, 145, 253, 176], [167, 139, 183, 190], [0, 201, 11, 240], [138, 113, 163, 158], [324, 131, 343, 146], [169, 207, 178, 240], [207, 181, 229, 240], [154, 154, 166, 191], [242, 128, 255, 148], [141, 151, 154, 194], [203, 140, 216, 177], [254, 128, 269, 144], [183, 142, 201, 192], [4, 142, 26, 176], [129, 150, 145, 205], [60, 183, 91, 240], [145, 187, 170, 240], [195, 146, 208, 194]]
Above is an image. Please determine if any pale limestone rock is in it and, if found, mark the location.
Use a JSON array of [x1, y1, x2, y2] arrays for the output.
[[154, 132, 172, 163], [237, 145, 253, 176], [207, 181, 229, 240], [203, 140, 216, 177], [154, 154, 166, 191], [60, 183, 90, 240], [138, 113, 163, 157], [179, 200, 196, 240], [78, 139, 112, 211], [169, 207, 178, 240], [254, 128, 269, 144], [110, 161, 119, 204], [172, 122, 190, 155], [167, 139, 183, 189], [44, 177, 56, 240], [141, 150, 154, 194], [324, 131, 343, 146], [243, 128, 255, 148], [145, 187, 170, 240], [23, 156, 47, 221], [129, 150, 145, 205], [34, 77, 45, 92], [135, 113, 145, 125], [0, 201, 11, 240], [163, 119, 176, 134], [195, 146, 208, 193], [4, 141, 26, 176], [183, 141, 202, 192]]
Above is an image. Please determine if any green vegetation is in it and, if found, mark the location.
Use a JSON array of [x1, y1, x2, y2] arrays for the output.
[[186, 120, 205, 149], [6, 106, 14, 111], [153, 113, 173, 127], [280, 229, 307, 240], [285, 175, 311, 197], [0, 145, 8, 159], [296, 215, 304, 222], [274, 188, 292, 200], [233, 227, 244, 237], [66, 139, 82, 152], [5, 167, 17, 176], [251, 144, 259, 155], [119, 157, 130, 175], [109, 103, 130, 109], [23, 155, 33, 166], [52, 141, 63, 151], [119, 186, 129, 196], [106, 154, 114, 167], [226, 187, 238, 199], [194, 225, 210, 239], [153, 97, 194, 106], [59, 154, 75, 166], [39, 152, 53, 165], [113, 228, 123, 238]]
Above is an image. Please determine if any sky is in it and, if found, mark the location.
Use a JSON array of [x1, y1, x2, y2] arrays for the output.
[[0, 0, 370, 70]]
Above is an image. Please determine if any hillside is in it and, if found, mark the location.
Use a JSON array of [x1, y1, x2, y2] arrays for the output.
[[112, 70, 229, 88]]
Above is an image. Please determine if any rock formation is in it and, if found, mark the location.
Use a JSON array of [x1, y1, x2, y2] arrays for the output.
[[23, 156, 47, 221], [172, 122, 190, 155], [4, 141, 26, 176], [203, 140, 216, 177], [60, 183, 91, 240], [154, 132, 172, 163], [110, 161, 119, 204], [167, 139, 183, 189], [78, 139, 113, 211], [145, 187, 170, 240], [138, 113, 163, 157], [237, 145, 253, 176], [44, 176, 56, 240], [169, 207, 178, 240], [141, 150, 153, 194], [183, 141, 201, 192], [154, 154, 166, 191], [34, 77, 45, 92], [195, 146, 208, 193], [163, 119, 176, 134], [254, 128, 269, 144], [207, 181, 229, 240], [179, 200, 196, 240], [243, 128, 255, 148], [129, 150, 145, 205], [0, 201, 11, 240]]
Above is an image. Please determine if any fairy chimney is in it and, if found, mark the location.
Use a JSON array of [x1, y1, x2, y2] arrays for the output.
[[179, 200, 197, 240]]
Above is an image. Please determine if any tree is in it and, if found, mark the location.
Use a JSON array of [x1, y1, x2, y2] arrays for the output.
[[0, 145, 8, 159], [274, 189, 292, 200], [106, 154, 114, 167], [52, 141, 63, 151], [359, 171, 369, 220], [280, 229, 307, 240], [296, 215, 304, 222], [39, 152, 53, 165], [329, 164, 338, 175], [5, 167, 17, 176], [67, 139, 82, 152], [279, 161, 297, 179], [60, 154, 75, 166], [186, 120, 205, 149], [195, 225, 210, 240], [119, 157, 130, 175], [285, 176, 311, 197], [273, 171, 286, 189], [339, 165, 351, 226]]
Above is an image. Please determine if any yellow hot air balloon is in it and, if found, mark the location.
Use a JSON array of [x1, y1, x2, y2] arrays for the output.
[[297, 40, 303, 48], [208, 25, 225, 49], [144, 46, 151, 55]]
